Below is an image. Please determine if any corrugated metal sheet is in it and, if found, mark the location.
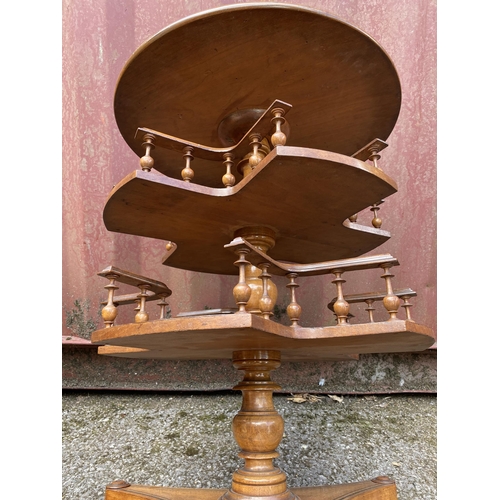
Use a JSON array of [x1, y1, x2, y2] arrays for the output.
[[62, 1, 437, 380]]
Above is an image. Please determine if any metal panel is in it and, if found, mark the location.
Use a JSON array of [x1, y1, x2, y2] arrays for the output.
[[62, 1, 436, 349]]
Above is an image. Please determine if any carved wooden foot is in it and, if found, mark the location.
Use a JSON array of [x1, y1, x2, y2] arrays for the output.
[[104, 479, 397, 499], [220, 350, 298, 500]]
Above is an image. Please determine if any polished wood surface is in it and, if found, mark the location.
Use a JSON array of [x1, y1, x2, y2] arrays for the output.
[[90, 5, 430, 499], [225, 238, 399, 277], [101, 350, 398, 500], [92, 314, 434, 361], [104, 479, 397, 499], [135, 100, 293, 163], [104, 146, 397, 275], [113, 4, 401, 188], [97, 265, 172, 296]]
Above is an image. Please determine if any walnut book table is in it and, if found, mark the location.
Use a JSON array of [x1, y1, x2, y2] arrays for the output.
[[90, 4, 435, 499]]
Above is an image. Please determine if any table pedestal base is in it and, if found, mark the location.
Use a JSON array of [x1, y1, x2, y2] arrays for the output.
[[105, 478, 397, 499], [102, 350, 398, 500]]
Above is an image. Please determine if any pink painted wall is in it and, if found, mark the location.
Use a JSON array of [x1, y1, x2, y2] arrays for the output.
[[62, 0, 436, 341]]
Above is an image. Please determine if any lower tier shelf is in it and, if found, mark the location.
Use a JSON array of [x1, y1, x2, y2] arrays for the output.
[[92, 314, 434, 361]]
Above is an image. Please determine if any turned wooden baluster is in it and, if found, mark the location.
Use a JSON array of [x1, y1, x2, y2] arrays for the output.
[[270, 107, 287, 147], [139, 133, 155, 172], [133, 299, 141, 314], [365, 298, 376, 323], [381, 265, 400, 320], [101, 273, 119, 328], [221, 350, 298, 500], [286, 273, 301, 326], [400, 293, 414, 321], [157, 293, 170, 319], [248, 133, 263, 169], [258, 263, 273, 319], [368, 144, 382, 169], [222, 152, 236, 188], [233, 249, 252, 313], [331, 269, 349, 325], [371, 200, 384, 228], [135, 284, 151, 323], [181, 146, 195, 182]]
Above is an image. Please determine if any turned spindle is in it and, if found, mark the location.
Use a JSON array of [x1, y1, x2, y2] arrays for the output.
[[135, 284, 151, 323], [158, 293, 170, 319], [368, 145, 381, 169], [233, 249, 252, 313], [286, 273, 301, 326], [139, 134, 155, 172], [222, 152, 236, 187], [331, 269, 349, 325], [101, 273, 119, 328], [401, 294, 414, 321], [365, 298, 376, 323], [258, 263, 273, 319], [181, 146, 195, 182], [371, 200, 384, 228], [233, 227, 278, 315], [270, 107, 287, 147], [248, 133, 263, 169], [381, 265, 400, 320], [220, 350, 298, 500]]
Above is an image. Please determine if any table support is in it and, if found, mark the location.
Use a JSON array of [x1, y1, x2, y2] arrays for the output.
[[102, 348, 398, 500], [220, 350, 298, 500]]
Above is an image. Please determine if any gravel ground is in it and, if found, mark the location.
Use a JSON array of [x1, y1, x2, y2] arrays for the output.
[[62, 391, 436, 500]]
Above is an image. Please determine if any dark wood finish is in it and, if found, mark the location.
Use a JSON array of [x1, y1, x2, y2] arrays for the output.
[[352, 139, 388, 162], [135, 100, 292, 162], [104, 146, 397, 275], [113, 4, 401, 188], [91, 314, 435, 361]]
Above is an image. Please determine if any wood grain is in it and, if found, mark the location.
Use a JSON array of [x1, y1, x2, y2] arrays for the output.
[[104, 146, 397, 275], [92, 314, 435, 361], [104, 479, 397, 499], [113, 4, 401, 188]]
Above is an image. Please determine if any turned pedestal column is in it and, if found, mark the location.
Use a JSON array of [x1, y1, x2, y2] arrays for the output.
[[221, 350, 298, 500]]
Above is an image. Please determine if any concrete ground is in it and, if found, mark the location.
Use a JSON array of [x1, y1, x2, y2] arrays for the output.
[[62, 391, 436, 500]]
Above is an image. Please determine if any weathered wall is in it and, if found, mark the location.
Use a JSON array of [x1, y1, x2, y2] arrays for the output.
[[62, 1, 436, 343]]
